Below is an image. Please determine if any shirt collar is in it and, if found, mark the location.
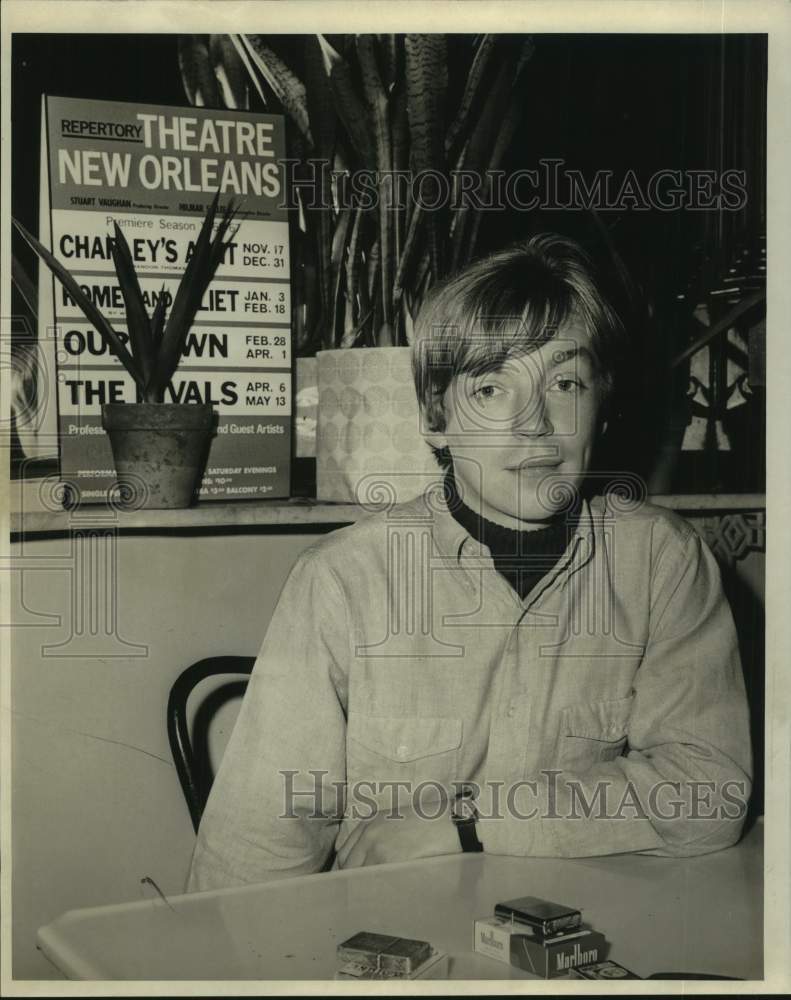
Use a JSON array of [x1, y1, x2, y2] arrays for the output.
[[427, 482, 596, 580]]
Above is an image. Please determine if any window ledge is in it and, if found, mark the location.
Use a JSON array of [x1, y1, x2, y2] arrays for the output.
[[8, 483, 767, 538]]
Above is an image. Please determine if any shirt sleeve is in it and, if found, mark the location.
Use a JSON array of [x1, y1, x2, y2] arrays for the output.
[[476, 527, 753, 859], [186, 547, 350, 891]]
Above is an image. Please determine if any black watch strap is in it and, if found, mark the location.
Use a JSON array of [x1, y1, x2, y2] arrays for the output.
[[454, 814, 483, 852], [451, 791, 483, 852]]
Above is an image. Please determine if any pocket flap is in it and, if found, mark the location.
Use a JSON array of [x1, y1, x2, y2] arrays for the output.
[[347, 713, 463, 762], [560, 695, 634, 741]]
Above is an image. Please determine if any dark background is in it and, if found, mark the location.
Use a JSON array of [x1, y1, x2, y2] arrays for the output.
[[11, 32, 767, 495]]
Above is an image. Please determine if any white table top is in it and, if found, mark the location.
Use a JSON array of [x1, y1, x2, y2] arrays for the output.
[[37, 820, 763, 982]]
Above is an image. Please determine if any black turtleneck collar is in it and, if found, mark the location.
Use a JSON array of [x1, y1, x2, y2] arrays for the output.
[[444, 468, 578, 600]]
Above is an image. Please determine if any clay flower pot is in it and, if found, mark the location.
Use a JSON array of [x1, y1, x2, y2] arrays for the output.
[[101, 403, 215, 509]]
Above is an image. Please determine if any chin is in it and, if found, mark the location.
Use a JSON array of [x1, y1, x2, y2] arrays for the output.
[[491, 499, 556, 525]]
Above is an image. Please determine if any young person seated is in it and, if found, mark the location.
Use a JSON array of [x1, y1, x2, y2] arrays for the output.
[[187, 234, 751, 891]]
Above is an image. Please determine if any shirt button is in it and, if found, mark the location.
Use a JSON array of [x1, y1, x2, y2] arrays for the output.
[[507, 705, 516, 718], [396, 744, 409, 758]]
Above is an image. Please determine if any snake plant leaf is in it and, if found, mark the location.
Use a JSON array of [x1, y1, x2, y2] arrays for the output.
[[512, 35, 536, 85], [304, 38, 338, 343], [450, 57, 514, 272], [452, 38, 534, 270], [110, 223, 154, 382], [401, 283, 418, 346], [391, 78, 409, 266], [241, 35, 313, 144], [148, 193, 218, 391], [207, 201, 241, 274], [414, 248, 431, 299], [310, 205, 333, 348], [12, 217, 144, 387], [367, 239, 381, 303], [464, 85, 530, 267], [291, 222, 321, 353], [357, 33, 395, 340], [228, 34, 269, 106], [444, 34, 496, 158], [463, 100, 522, 266], [378, 34, 399, 93], [148, 192, 237, 396], [340, 306, 374, 350], [365, 242, 383, 348], [393, 36, 452, 308], [316, 35, 374, 167], [292, 149, 332, 330], [330, 207, 353, 348], [209, 34, 250, 110], [391, 71, 419, 303], [178, 35, 221, 108], [405, 34, 448, 282], [150, 284, 168, 345], [405, 35, 447, 176], [352, 212, 379, 342], [393, 202, 423, 308], [304, 36, 337, 161], [344, 205, 367, 331]]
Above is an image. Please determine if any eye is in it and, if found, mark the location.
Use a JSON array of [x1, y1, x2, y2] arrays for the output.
[[471, 382, 505, 403], [548, 375, 585, 394]]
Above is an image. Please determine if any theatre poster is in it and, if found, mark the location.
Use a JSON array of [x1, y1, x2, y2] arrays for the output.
[[40, 94, 292, 502]]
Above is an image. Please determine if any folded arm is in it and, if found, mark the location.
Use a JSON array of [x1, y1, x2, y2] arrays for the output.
[[477, 529, 753, 858], [186, 549, 350, 891]]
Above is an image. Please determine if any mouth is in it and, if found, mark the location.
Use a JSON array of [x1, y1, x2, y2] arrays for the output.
[[506, 458, 562, 471]]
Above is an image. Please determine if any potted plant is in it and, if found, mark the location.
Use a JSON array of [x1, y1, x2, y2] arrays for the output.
[[180, 33, 534, 502], [13, 193, 238, 509]]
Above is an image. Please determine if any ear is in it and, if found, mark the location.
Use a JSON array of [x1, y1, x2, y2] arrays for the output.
[[420, 393, 448, 449], [424, 427, 449, 452]]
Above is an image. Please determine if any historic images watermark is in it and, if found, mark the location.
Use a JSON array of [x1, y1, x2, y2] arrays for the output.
[[280, 158, 749, 214], [279, 770, 750, 823]]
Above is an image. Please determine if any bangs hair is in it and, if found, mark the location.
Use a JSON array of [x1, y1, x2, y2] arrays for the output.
[[412, 234, 627, 436]]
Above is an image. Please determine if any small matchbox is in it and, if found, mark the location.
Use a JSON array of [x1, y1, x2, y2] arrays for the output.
[[571, 959, 641, 979]]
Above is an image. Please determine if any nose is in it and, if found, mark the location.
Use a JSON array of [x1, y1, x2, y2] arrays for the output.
[[513, 391, 553, 436]]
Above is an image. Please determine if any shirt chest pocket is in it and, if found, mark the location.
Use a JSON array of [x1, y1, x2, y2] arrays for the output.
[[346, 713, 463, 793], [555, 695, 633, 774]]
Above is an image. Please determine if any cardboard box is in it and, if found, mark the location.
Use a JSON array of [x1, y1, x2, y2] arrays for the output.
[[474, 917, 608, 979]]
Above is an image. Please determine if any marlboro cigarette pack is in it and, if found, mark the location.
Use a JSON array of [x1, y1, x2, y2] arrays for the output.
[[474, 917, 608, 978]]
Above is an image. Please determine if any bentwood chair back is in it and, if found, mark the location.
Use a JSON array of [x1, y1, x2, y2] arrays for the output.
[[167, 655, 256, 833]]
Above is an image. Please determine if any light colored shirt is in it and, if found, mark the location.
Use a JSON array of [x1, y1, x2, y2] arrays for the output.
[[187, 487, 752, 891]]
